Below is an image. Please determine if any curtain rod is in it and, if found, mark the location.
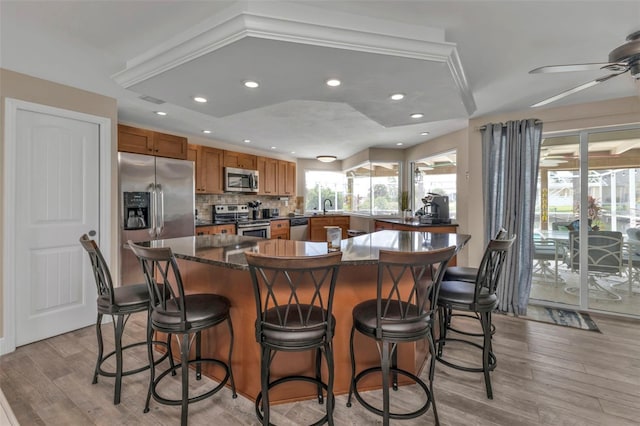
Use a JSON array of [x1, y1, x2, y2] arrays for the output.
[[477, 120, 542, 131]]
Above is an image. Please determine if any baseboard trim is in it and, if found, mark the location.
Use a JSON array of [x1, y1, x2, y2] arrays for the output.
[[0, 384, 19, 425]]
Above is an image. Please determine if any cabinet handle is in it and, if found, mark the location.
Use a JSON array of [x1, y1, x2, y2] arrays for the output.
[[221, 229, 227, 234]]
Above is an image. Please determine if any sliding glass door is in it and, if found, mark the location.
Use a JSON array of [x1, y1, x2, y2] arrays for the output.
[[531, 126, 640, 316]]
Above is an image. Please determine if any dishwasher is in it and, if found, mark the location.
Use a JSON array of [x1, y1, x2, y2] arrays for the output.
[[289, 217, 309, 241]]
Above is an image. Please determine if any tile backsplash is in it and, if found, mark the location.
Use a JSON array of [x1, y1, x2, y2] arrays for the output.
[[195, 194, 293, 220]]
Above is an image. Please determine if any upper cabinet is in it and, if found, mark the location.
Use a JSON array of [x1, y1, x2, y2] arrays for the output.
[[277, 160, 296, 196], [188, 144, 224, 194], [118, 124, 187, 160], [223, 150, 257, 170], [257, 156, 278, 195]]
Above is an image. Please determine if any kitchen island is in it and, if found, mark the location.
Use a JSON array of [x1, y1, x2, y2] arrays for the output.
[[147, 230, 470, 404]]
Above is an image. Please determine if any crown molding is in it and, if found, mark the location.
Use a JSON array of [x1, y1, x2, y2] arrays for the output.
[[111, 5, 475, 114]]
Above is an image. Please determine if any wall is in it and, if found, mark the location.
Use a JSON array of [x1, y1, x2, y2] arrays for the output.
[[0, 68, 118, 340]]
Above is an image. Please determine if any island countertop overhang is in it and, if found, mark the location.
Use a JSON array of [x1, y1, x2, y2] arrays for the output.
[[145, 230, 471, 270]]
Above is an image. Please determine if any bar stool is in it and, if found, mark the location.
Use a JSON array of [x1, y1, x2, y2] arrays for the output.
[[346, 246, 456, 426], [435, 235, 515, 399], [245, 251, 342, 426], [79, 234, 172, 405], [128, 241, 236, 426]]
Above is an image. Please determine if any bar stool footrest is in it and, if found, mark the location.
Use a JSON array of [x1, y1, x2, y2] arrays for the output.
[[351, 366, 432, 420], [151, 357, 231, 406], [447, 313, 496, 336], [255, 374, 334, 426], [435, 337, 496, 373], [95, 339, 171, 379]]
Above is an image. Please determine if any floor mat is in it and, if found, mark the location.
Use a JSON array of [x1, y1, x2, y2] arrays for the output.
[[522, 305, 600, 332]]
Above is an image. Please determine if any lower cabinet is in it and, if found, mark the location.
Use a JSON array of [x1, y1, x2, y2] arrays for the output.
[[309, 216, 350, 242], [270, 219, 290, 240], [196, 224, 236, 236]]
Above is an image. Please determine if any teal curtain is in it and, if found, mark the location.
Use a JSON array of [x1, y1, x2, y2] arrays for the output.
[[482, 119, 543, 315]]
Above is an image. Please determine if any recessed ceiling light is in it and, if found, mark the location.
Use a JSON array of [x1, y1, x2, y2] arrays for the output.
[[193, 96, 207, 103], [154, 111, 167, 116], [326, 79, 341, 87], [396, 142, 403, 146], [410, 113, 424, 119], [421, 131, 430, 136], [271, 146, 276, 150], [244, 80, 259, 88], [390, 93, 405, 101], [291, 151, 295, 154], [202, 130, 212, 134], [243, 139, 251, 143]]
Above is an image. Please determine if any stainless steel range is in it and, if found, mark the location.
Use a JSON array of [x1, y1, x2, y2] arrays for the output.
[[213, 204, 271, 238]]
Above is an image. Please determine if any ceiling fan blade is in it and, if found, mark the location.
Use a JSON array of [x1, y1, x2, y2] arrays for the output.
[[529, 63, 615, 73], [530, 72, 623, 108]]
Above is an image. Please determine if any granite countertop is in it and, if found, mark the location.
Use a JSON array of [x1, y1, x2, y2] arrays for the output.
[[148, 230, 470, 270], [375, 218, 459, 227]]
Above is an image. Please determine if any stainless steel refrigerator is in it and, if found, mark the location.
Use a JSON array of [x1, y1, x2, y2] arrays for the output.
[[119, 152, 195, 285]]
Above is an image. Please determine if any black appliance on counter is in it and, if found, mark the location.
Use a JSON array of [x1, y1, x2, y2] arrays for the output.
[[418, 193, 451, 224], [212, 204, 271, 238], [261, 208, 280, 219]]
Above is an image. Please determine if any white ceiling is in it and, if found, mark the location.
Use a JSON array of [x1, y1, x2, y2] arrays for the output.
[[2, 0, 639, 161]]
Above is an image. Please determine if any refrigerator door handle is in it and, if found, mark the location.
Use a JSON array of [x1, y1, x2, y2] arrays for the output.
[[149, 183, 157, 238], [157, 183, 165, 236]]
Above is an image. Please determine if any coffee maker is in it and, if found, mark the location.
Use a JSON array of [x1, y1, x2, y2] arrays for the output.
[[418, 193, 451, 224]]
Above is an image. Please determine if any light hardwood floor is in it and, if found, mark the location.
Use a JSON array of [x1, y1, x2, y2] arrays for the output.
[[1, 311, 639, 425]]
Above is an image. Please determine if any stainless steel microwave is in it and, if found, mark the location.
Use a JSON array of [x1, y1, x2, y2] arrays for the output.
[[224, 167, 259, 193]]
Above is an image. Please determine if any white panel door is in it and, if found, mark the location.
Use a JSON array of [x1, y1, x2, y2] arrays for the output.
[[15, 110, 100, 346]]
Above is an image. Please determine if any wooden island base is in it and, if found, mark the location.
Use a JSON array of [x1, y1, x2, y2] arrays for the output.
[[172, 259, 430, 404]]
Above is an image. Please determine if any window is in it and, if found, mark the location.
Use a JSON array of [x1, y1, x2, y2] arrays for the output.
[[345, 161, 400, 215], [304, 161, 400, 216], [304, 170, 345, 214], [413, 151, 457, 218]]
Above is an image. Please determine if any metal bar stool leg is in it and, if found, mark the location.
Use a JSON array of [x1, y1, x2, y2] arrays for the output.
[[427, 330, 440, 425], [181, 333, 190, 426], [325, 342, 335, 426], [481, 311, 493, 399], [381, 341, 391, 426], [113, 314, 125, 405], [226, 316, 237, 398], [315, 347, 323, 403], [260, 346, 271, 426], [92, 313, 104, 385], [346, 325, 357, 408]]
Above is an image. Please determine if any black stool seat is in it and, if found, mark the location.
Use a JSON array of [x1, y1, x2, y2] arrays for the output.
[[97, 283, 149, 313], [438, 281, 498, 311], [353, 300, 431, 339], [151, 294, 230, 333], [246, 251, 342, 426], [129, 242, 236, 426], [347, 247, 456, 426], [262, 305, 336, 348], [79, 234, 172, 406], [443, 266, 478, 282]]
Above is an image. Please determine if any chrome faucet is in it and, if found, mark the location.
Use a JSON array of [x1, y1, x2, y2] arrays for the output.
[[323, 198, 333, 215]]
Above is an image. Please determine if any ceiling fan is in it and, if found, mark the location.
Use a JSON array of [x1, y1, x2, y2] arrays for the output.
[[529, 30, 640, 108]]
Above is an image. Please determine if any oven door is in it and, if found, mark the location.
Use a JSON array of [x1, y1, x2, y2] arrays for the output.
[[237, 224, 271, 239]]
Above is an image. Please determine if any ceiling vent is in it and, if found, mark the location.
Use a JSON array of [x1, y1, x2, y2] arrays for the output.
[[139, 95, 165, 104]]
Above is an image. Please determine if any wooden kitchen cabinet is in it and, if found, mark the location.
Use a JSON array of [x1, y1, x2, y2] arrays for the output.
[[308, 216, 350, 242], [196, 224, 236, 236], [189, 144, 224, 194], [223, 150, 257, 170], [257, 156, 278, 195], [118, 124, 187, 159], [277, 160, 296, 196], [270, 219, 290, 240]]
